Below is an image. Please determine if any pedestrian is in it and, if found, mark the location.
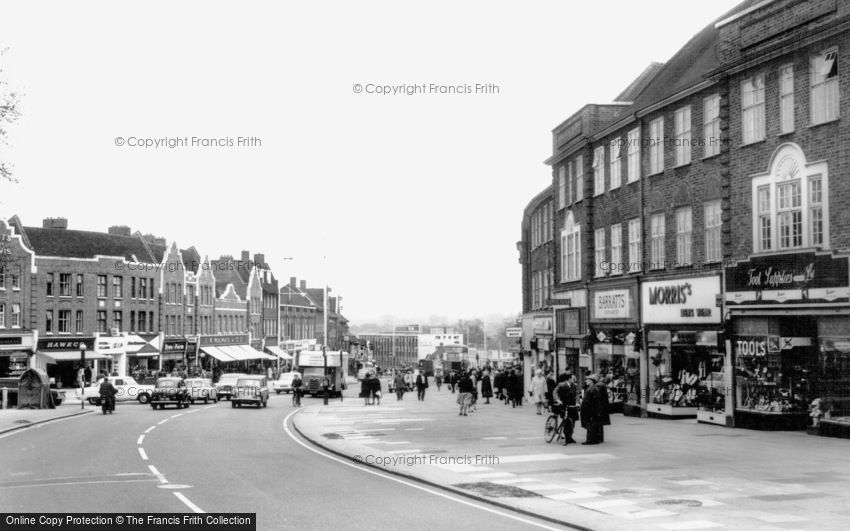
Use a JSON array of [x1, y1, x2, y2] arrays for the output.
[[580, 374, 604, 445], [456, 370, 473, 416], [516, 368, 524, 406], [480, 369, 493, 404], [360, 373, 372, 406], [415, 370, 428, 401], [403, 370, 414, 393], [84, 363, 93, 385], [553, 372, 578, 445], [435, 372, 442, 391], [530, 369, 548, 415], [394, 370, 406, 401], [596, 375, 612, 442], [371, 373, 382, 406], [99, 377, 117, 414], [545, 370, 556, 406], [448, 371, 456, 393], [506, 370, 518, 407], [468, 369, 478, 412]]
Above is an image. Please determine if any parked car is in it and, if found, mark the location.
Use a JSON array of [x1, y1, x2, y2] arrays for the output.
[[271, 371, 301, 394], [215, 373, 248, 401], [185, 377, 218, 404], [78, 376, 154, 405], [150, 377, 190, 409], [231, 376, 269, 408]]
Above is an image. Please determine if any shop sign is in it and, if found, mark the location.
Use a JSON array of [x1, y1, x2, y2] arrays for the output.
[[549, 288, 587, 308], [556, 309, 582, 336], [125, 334, 160, 354], [735, 336, 780, 357], [725, 252, 850, 306], [591, 288, 634, 321], [642, 276, 721, 324], [505, 327, 522, 338], [162, 339, 187, 353], [95, 334, 127, 355], [0, 337, 23, 347], [37, 338, 95, 351], [199, 334, 250, 347], [533, 316, 553, 334]]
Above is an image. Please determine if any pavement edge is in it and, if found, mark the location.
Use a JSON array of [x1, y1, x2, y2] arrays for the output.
[[0, 409, 94, 435], [290, 406, 594, 531]]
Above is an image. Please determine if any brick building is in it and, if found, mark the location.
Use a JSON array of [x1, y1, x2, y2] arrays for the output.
[[521, 0, 850, 432]]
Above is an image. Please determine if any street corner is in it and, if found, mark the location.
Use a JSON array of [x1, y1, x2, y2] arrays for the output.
[[0, 407, 94, 435]]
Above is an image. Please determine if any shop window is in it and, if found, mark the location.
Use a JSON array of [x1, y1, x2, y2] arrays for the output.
[[811, 49, 839, 125], [735, 337, 816, 417], [649, 331, 724, 413]]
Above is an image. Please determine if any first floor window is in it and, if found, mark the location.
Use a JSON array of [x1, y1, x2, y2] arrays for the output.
[[97, 275, 107, 297], [628, 219, 642, 273], [10, 266, 20, 290], [75, 310, 84, 333], [777, 181, 802, 249], [594, 228, 606, 277], [704, 200, 722, 262], [610, 224, 622, 275], [12, 304, 21, 327], [0, 303, 4, 327], [758, 185, 772, 251], [97, 311, 107, 333], [46, 273, 54, 296], [130, 311, 136, 332], [113, 311, 123, 332], [59, 273, 71, 296], [58, 310, 70, 333], [45, 310, 53, 333], [676, 207, 693, 265], [650, 213, 665, 269], [76, 274, 84, 297], [810, 176, 824, 246]]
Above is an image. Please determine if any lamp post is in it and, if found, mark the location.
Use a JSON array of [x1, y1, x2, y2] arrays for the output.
[[79, 344, 87, 410]]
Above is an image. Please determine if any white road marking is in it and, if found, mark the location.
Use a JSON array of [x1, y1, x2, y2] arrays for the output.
[[186, 409, 201, 414], [137, 435, 145, 445], [482, 436, 507, 440], [282, 411, 563, 531], [157, 418, 170, 425], [174, 492, 205, 513], [404, 428, 424, 431], [0, 412, 90, 439], [659, 521, 723, 530], [0, 479, 158, 489], [145, 426, 156, 433], [148, 465, 167, 484], [387, 449, 421, 454], [138, 448, 148, 461], [498, 453, 614, 464], [170, 413, 183, 419]]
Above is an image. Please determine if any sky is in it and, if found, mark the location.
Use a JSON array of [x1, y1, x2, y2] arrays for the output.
[[0, 0, 744, 324]]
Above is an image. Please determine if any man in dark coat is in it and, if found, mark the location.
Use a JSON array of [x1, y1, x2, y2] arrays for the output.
[[480, 370, 493, 404], [581, 374, 604, 444], [370, 373, 382, 406], [360, 373, 372, 406], [415, 371, 428, 401], [554, 372, 578, 444], [506, 370, 519, 408], [99, 377, 117, 414], [596, 375, 612, 442]]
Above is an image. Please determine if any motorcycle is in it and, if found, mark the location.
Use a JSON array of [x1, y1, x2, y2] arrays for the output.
[[100, 394, 115, 414]]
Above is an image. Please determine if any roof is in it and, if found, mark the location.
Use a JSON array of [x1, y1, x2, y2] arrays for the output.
[[22, 226, 157, 262], [614, 62, 664, 102], [280, 284, 315, 308]]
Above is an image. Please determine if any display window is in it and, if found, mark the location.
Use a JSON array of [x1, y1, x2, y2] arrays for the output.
[[811, 338, 850, 425], [592, 329, 639, 409], [734, 336, 815, 415], [648, 330, 722, 415]]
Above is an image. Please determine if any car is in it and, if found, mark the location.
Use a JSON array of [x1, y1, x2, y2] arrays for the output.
[[231, 376, 269, 408], [150, 377, 190, 409], [185, 377, 218, 404], [215, 373, 249, 401], [271, 371, 301, 394], [78, 376, 155, 405]]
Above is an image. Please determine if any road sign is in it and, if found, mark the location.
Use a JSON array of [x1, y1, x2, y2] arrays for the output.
[[508, 343, 521, 353], [505, 327, 522, 338]]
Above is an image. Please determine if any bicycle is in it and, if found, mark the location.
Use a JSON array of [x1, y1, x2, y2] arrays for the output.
[[544, 404, 574, 445], [292, 387, 302, 407]]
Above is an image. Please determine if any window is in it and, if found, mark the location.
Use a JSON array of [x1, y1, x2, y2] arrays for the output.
[[627, 128, 640, 182], [566, 160, 574, 205], [75, 310, 84, 333], [113, 276, 123, 298], [674, 106, 691, 166], [609, 139, 621, 189], [130, 311, 136, 333], [97, 311, 107, 333], [810, 176, 823, 246], [131, 277, 136, 298], [58, 310, 70, 333], [10, 266, 19, 290], [45, 310, 53, 333], [811, 49, 839, 124], [561, 214, 581, 281], [628, 218, 642, 273], [676, 207, 693, 266], [777, 181, 802, 249], [593, 146, 605, 196], [46, 273, 54, 296], [594, 228, 606, 277], [610, 224, 622, 276], [0, 266, 4, 289], [742, 75, 766, 144], [12, 304, 21, 328], [138, 311, 146, 333], [0, 303, 4, 327], [574, 155, 584, 202], [76, 274, 84, 297], [59, 273, 71, 296], [148, 312, 154, 332], [752, 147, 830, 252], [650, 213, 665, 269], [139, 278, 147, 300], [558, 166, 566, 209], [187, 315, 194, 334], [114, 311, 123, 332], [149, 279, 155, 299], [187, 285, 195, 306], [704, 200, 722, 262], [97, 275, 107, 297], [703, 94, 721, 158], [649, 117, 664, 174], [779, 65, 794, 133]]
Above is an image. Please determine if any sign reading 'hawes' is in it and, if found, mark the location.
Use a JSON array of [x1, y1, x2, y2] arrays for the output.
[[725, 252, 850, 306]]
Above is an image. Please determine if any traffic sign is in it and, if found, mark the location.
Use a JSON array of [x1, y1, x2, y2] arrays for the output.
[[505, 327, 522, 338]]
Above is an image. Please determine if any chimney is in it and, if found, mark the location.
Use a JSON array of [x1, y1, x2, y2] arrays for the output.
[[241, 250, 250, 263], [300, 280, 306, 290], [42, 217, 68, 230], [289, 277, 296, 289], [108, 225, 132, 237], [253, 253, 265, 267]]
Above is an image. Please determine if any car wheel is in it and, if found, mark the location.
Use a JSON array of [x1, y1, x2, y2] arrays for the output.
[[138, 393, 150, 405], [276, 390, 281, 395], [89, 398, 99, 406]]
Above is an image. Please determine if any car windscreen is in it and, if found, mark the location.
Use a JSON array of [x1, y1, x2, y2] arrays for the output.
[[236, 379, 262, 387], [156, 380, 177, 388]]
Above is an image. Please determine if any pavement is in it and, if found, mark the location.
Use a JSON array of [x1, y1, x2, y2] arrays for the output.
[[0, 403, 92, 435], [293, 386, 850, 531]]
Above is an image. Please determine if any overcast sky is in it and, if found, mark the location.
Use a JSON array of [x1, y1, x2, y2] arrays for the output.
[[0, 0, 743, 324]]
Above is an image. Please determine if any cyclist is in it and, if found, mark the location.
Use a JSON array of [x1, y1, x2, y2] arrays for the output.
[[553, 372, 578, 445], [291, 372, 303, 407]]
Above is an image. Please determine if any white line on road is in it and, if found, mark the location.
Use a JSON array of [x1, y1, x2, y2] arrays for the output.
[[137, 434, 145, 445], [157, 418, 170, 425], [204, 405, 216, 409], [186, 409, 201, 414], [387, 449, 422, 454], [170, 413, 183, 419], [282, 411, 564, 531], [138, 448, 148, 461], [145, 426, 156, 433], [0, 413, 90, 439], [482, 436, 508, 440], [174, 492, 205, 513], [0, 479, 158, 489], [148, 465, 167, 484]]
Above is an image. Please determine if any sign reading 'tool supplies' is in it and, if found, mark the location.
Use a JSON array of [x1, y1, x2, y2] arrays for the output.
[[641, 276, 721, 324]]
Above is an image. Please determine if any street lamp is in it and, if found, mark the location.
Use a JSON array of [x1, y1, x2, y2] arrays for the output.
[[79, 343, 87, 410]]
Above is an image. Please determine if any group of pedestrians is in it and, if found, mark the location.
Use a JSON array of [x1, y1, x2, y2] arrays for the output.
[[492, 368, 524, 407], [359, 372, 383, 406], [391, 370, 431, 401]]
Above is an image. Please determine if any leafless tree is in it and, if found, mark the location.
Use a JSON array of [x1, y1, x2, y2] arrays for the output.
[[0, 47, 21, 183]]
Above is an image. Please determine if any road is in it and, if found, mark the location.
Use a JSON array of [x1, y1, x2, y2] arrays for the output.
[[0, 393, 573, 531]]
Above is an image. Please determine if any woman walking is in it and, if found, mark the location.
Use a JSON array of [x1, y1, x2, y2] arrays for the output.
[[480, 369, 493, 404], [530, 369, 548, 415], [360, 373, 372, 406], [394, 370, 406, 401], [456, 371, 473, 416]]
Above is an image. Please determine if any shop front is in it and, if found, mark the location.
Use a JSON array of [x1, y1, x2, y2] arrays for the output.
[[521, 313, 553, 393], [126, 333, 162, 378], [641, 275, 727, 422], [94, 332, 127, 377], [726, 251, 850, 431], [0, 332, 37, 378], [160, 338, 187, 374], [552, 288, 588, 381], [589, 283, 640, 416], [36, 337, 103, 388]]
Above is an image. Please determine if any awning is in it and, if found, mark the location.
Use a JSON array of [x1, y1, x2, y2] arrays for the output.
[[238, 345, 275, 361], [200, 346, 237, 362], [129, 344, 161, 357], [221, 345, 253, 361], [38, 350, 113, 362], [265, 346, 293, 360]]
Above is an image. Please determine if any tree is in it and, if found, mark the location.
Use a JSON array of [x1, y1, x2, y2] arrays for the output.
[[1, 47, 21, 183]]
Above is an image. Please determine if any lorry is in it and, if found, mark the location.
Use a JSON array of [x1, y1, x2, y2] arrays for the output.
[[295, 349, 349, 398]]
